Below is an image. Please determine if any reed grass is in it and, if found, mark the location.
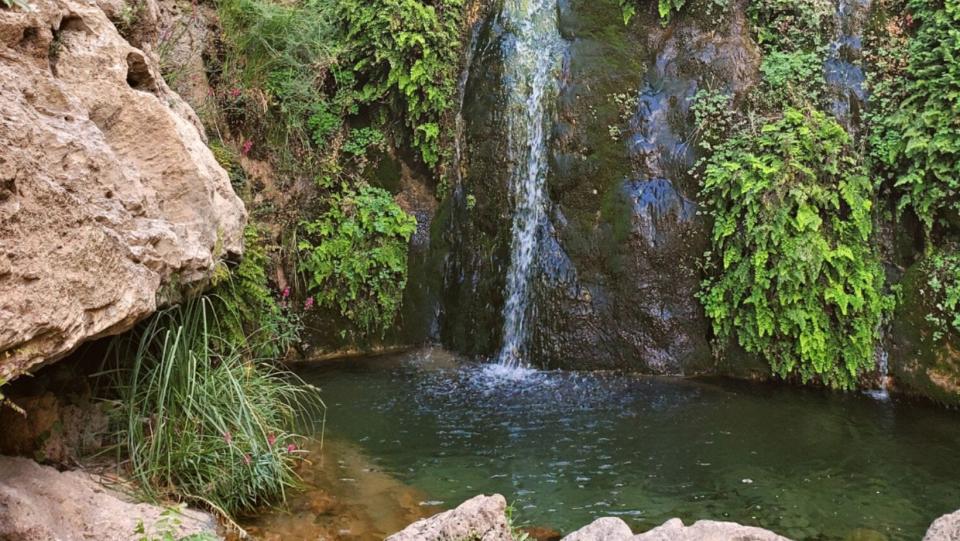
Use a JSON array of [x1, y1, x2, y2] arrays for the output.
[[108, 296, 324, 517]]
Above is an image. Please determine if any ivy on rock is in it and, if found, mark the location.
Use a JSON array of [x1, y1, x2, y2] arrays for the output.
[[298, 184, 417, 339], [699, 109, 891, 389]]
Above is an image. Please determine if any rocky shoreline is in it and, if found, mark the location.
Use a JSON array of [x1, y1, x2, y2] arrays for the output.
[[388, 494, 960, 541], [3, 460, 960, 541]]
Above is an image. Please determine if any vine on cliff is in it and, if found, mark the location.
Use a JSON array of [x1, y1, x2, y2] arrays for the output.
[[699, 109, 890, 389], [870, 0, 960, 236]]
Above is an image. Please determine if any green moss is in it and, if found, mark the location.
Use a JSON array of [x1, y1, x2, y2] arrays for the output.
[[891, 256, 960, 406]]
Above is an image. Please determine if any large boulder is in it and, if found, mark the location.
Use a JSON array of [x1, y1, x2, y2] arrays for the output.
[[889, 258, 960, 406], [0, 455, 220, 540], [0, 0, 245, 381], [634, 518, 791, 540], [386, 494, 512, 541], [924, 509, 960, 541], [562, 517, 634, 541]]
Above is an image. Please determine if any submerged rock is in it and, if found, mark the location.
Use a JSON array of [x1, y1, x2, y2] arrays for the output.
[[386, 494, 512, 541], [924, 509, 960, 541], [0, 0, 245, 381], [0, 455, 220, 540]]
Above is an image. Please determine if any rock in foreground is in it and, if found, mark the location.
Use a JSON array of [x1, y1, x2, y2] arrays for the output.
[[925, 509, 960, 541], [388, 494, 793, 541], [0, 455, 220, 540], [0, 0, 245, 382], [632, 518, 791, 540], [386, 494, 512, 541]]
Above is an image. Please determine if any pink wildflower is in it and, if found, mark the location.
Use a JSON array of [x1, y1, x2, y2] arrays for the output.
[[281, 286, 291, 300], [229, 87, 242, 98], [241, 139, 253, 156], [286, 443, 297, 453], [267, 432, 276, 447], [243, 453, 252, 466], [304, 296, 314, 310], [223, 431, 232, 444]]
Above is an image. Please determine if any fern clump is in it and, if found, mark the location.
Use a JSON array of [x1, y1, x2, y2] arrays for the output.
[[700, 109, 891, 389], [871, 0, 960, 235], [298, 184, 417, 338], [340, 0, 464, 167]]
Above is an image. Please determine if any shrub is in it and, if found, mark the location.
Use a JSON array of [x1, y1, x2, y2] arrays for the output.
[[921, 249, 960, 342], [298, 184, 417, 338], [699, 109, 890, 389], [216, 0, 340, 152], [212, 225, 302, 361], [871, 0, 960, 235], [109, 297, 324, 516], [339, 0, 464, 166]]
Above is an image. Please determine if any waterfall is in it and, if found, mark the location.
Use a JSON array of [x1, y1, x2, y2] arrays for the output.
[[496, 0, 564, 368]]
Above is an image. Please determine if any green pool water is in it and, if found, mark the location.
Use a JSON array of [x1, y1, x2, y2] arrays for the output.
[[296, 348, 960, 540]]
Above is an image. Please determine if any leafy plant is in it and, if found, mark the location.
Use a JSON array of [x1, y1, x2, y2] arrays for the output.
[[690, 88, 737, 152], [339, 0, 464, 167], [699, 109, 890, 389], [298, 184, 417, 338], [133, 504, 219, 541], [342, 126, 386, 157], [618, 0, 686, 25], [922, 250, 960, 342], [870, 0, 960, 235], [108, 297, 324, 517], [212, 224, 302, 361]]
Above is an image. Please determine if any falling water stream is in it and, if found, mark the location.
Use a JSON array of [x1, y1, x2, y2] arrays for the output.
[[496, 0, 565, 368]]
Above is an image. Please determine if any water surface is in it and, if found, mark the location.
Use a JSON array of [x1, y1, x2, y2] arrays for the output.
[[295, 349, 960, 540]]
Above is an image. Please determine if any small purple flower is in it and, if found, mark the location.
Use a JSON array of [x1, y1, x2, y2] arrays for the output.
[[281, 287, 291, 300], [241, 140, 253, 156], [304, 296, 314, 310]]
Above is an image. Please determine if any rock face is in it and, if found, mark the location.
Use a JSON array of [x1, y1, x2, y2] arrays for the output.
[[924, 509, 960, 541], [0, 455, 220, 540], [386, 494, 512, 541], [0, 0, 245, 381], [437, 0, 761, 373], [889, 258, 960, 406]]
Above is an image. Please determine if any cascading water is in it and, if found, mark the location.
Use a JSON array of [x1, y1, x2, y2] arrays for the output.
[[495, 0, 565, 369]]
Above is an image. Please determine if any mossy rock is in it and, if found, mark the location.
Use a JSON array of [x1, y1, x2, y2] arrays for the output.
[[889, 259, 960, 406]]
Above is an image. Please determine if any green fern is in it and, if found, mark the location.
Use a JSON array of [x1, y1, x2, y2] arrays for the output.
[[700, 109, 891, 389]]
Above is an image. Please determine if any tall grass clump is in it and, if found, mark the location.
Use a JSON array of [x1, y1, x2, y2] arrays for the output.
[[108, 296, 324, 517]]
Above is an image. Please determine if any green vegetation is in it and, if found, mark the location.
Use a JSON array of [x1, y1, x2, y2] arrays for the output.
[[109, 297, 323, 517], [212, 225, 302, 361], [870, 0, 960, 235], [133, 505, 219, 541], [618, 0, 687, 24], [216, 0, 464, 169], [298, 184, 417, 338], [699, 109, 890, 389], [921, 250, 960, 342], [340, 0, 464, 167]]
